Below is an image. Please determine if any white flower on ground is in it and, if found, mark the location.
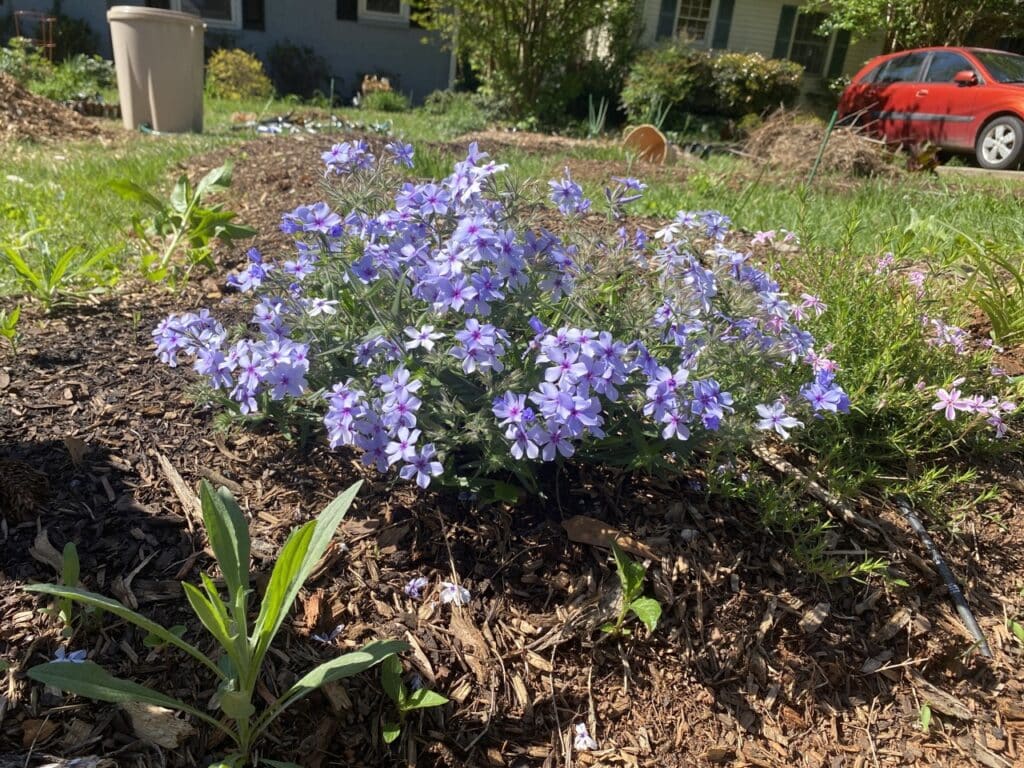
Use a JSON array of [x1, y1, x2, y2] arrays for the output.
[[573, 722, 598, 751], [439, 581, 471, 606]]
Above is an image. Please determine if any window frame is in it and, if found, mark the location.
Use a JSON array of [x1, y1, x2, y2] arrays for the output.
[[785, 10, 830, 76], [359, 0, 409, 25], [675, 0, 714, 45], [874, 52, 928, 84], [171, 0, 242, 30]]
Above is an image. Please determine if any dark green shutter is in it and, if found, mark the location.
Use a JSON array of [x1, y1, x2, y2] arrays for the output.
[[655, 0, 677, 40], [827, 29, 851, 78], [337, 0, 358, 21], [772, 5, 797, 59], [242, 0, 264, 30], [711, 0, 734, 49]]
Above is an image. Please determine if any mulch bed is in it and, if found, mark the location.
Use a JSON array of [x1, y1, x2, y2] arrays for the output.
[[1, 131, 1023, 768], [0, 73, 106, 145]]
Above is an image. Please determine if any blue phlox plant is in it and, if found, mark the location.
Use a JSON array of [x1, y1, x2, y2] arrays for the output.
[[154, 140, 854, 495]]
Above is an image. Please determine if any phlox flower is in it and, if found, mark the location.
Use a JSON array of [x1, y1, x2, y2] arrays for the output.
[[404, 325, 444, 352], [399, 443, 444, 488], [53, 648, 87, 663], [755, 401, 803, 439], [385, 427, 420, 466], [439, 581, 471, 606], [404, 576, 429, 599], [548, 168, 590, 215], [932, 387, 972, 421], [385, 141, 415, 168], [574, 723, 597, 751]]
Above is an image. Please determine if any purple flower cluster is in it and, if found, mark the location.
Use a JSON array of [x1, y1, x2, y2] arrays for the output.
[[933, 383, 1015, 437], [156, 140, 856, 491]]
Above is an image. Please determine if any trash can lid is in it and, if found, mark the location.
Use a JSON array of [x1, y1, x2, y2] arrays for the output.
[[107, 5, 204, 26]]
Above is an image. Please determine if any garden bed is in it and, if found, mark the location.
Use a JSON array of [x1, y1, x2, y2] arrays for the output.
[[1, 134, 1023, 768]]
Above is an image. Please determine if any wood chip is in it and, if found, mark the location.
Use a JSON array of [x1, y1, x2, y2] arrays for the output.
[[909, 670, 974, 720], [562, 515, 660, 560], [122, 702, 195, 748], [156, 452, 200, 533], [798, 602, 830, 634]]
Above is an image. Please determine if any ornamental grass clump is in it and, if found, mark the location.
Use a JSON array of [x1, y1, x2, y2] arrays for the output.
[[154, 141, 850, 496]]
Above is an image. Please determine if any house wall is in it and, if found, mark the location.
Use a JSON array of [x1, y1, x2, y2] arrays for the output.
[[638, 0, 883, 79], [9, 0, 452, 103]]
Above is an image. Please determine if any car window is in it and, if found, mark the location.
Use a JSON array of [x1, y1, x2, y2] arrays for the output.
[[973, 50, 1024, 83], [860, 62, 886, 84], [875, 52, 928, 84], [924, 51, 974, 82]]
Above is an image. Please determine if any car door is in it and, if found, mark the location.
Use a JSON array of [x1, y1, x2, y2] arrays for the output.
[[872, 52, 929, 143], [913, 50, 979, 149]]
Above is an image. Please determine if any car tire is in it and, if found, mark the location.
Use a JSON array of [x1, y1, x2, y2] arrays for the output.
[[975, 115, 1024, 170]]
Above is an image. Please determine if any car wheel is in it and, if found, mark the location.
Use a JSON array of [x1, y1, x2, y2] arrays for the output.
[[976, 116, 1024, 170]]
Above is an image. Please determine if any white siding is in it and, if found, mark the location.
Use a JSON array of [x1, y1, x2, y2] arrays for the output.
[[643, 0, 884, 80]]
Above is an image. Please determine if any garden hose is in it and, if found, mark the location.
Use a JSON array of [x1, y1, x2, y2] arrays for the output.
[[894, 495, 993, 658]]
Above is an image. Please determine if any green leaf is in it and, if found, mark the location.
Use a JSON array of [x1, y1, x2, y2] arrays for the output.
[[46, 245, 83, 293], [24, 585, 221, 678], [919, 703, 932, 733], [611, 542, 645, 601], [62, 542, 79, 588], [599, 622, 616, 634], [404, 688, 448, 711], [195, 161, 233, 200], [255, 639, 407, 735], [262, 761, 303, 768], [251, 481, 362, 668], [27, 661, 225, 732], [143, 624, 185, 648], [382, 721, 401, 744], [628, 596, 662, 634], [199, 480, 251, 606], [182, 582, 236, 658], [1011, 619, 1024, 645], [170, 175, 190, 214], [108, 179, 165, 211], [380, 653, 404, 705], [2, 246, 44, 294], [218, 689, 255, 720]]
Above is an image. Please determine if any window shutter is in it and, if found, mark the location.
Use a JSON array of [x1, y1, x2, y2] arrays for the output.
[[772, 5, 797, 60], [242, 0, 264, 30], [711, 0, 734, 49], [655, 0, 677, 40], [337, 0, 358, 21], [827, 29, 851, 79]]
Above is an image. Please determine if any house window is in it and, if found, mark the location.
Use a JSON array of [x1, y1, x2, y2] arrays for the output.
[[676, 0, 712, 43], [360, 0, 408, 23], [787, 11, 828, 75], [149, 0, 242, 29]]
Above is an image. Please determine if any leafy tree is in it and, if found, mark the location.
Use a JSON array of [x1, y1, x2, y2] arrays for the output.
[[413, 0, 641, 120], [806, 0, 1024, 52]]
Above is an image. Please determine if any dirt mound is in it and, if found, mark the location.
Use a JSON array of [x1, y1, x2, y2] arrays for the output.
[[0, 72, 102, 143], [747, 110, 898, 178]]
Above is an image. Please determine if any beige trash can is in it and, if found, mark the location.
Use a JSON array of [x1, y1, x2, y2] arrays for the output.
[[107, 6, 205, 133]]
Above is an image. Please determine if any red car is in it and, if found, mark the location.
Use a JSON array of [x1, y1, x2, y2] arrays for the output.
[[838, 46, 1024, 169]]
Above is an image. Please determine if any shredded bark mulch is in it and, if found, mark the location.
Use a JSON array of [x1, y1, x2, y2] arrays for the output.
[[1, 134, 1023, 768], [0, 73, 105, 145]]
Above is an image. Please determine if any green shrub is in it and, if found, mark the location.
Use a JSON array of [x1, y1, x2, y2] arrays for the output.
[[0, 39, 114, 101], [621, 44, 802, 127], [206, 48, 274, 101], [361, 89, 410, 112], [267, 40, 327, 99]]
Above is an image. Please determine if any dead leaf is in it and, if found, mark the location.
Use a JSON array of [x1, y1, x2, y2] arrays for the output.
[[29, 527, 64, 572], [122, 701, 195, 748], [798, 602, 830, 634], [22, 717, 58, 746], [562, 515, 659, 560], [909, 670, 974, 720], [64, 436, 88, 467]]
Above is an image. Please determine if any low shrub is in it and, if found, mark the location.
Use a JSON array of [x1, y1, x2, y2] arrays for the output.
[[206, 48, 274, 101], [155, 141, 855, 500], [622, 44, 802, 127], [267, 40, 328, 99], [361, 89, 410, 112]]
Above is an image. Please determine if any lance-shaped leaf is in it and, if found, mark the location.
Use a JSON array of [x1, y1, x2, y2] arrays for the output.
[[28, 661, 228, 733], [25, 585, 222, 678], [199, 481, 251, 606], [255, 640, 406, 735]]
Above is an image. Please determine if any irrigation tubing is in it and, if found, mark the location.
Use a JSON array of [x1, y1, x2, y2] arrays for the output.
[[894, 495, 993, 658]]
